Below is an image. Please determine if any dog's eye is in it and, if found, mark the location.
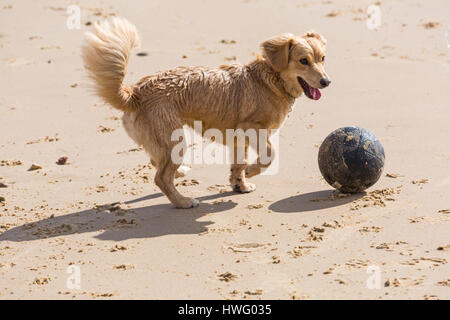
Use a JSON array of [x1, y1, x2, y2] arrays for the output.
[[322, 56, 325, 62], [300, 58, 309, 65]]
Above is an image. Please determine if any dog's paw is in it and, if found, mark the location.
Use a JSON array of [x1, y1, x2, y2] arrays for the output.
[[232, 182, 256, 193], [175, 197, 199, 209], [190, 198, 200, 207]]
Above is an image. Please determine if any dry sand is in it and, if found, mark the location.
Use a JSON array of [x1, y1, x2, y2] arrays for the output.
[[0, 0, 449, 299]]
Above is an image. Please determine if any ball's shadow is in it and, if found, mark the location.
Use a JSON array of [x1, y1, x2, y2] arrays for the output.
[[269, 189, 365, 213]]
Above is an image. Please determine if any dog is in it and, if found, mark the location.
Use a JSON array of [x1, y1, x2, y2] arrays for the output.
[[82, 18, 330, 208]]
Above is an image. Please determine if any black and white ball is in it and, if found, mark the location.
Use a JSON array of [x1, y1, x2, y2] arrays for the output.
[[318, 126, 385, 193]]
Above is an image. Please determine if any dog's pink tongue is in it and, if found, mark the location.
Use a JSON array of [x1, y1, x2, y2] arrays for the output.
[[309, 87, 321, 100]]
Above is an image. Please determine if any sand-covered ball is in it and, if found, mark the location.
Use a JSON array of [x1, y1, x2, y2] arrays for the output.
[[318, 126, 385, 193]]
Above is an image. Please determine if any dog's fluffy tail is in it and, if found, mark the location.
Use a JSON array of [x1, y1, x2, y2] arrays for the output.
[[82, 18, 141, 112]]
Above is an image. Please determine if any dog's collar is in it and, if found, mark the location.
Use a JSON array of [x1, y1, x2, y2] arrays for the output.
[[269, 68, 297, 101], [284, 88, 297, 100], [269, 66, 297, 101]]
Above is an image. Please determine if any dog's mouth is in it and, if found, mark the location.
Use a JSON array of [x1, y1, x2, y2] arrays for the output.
[[297, 77, 321, 100]]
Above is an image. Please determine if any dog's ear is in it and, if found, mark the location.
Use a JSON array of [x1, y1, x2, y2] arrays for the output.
[[303, 32, 327, 46], [261, 33, 295, 72]]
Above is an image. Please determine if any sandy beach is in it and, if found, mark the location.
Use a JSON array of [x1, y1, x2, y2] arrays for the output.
[[0, 0, 449, 299]]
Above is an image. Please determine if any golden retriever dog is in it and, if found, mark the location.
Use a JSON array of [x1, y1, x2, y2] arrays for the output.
[[82, 18, 330, 208]]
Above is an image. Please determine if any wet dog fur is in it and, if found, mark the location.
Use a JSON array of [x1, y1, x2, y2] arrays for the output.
[[82, 18, 330, 208]]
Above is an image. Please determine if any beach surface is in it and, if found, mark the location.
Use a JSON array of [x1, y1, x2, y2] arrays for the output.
[[0, 0, 449, 299]]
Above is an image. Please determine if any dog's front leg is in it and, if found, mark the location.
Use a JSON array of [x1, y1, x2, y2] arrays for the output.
[[229, 124, 256, 193], [245, 134, 275, 178], [230, 157, 256, 194]]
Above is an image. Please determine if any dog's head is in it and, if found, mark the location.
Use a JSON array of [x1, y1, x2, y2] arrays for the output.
[[261, 32, 331, 100]]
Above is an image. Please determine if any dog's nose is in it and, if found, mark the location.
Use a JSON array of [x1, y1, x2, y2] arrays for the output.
[[320, 78, 331, 88]]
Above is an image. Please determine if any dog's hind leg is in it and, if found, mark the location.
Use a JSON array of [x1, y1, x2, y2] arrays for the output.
[[175, 165, 190, 178], [150, 148, 189, 178], [154, 155, 199, 208], [147, 114, 198, 208], [151, 151, 190, 178]]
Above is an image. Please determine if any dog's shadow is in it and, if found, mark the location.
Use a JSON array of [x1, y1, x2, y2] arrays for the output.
[[269, 189, 365, 213], [0, 192, 237, 242], [1, 190, 364, 242]]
